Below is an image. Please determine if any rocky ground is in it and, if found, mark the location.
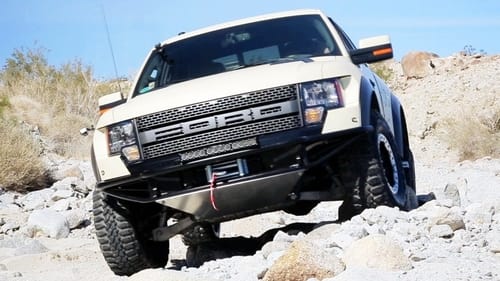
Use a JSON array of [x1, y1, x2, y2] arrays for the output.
[[0, 52, 499, 281]]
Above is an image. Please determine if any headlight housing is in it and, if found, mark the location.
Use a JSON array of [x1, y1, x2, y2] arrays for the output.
[[300, 79, 344, 125], [107, 121, 141, 162]]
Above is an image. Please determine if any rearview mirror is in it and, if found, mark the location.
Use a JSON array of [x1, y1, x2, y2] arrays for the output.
[[349, 35, 393, 64]]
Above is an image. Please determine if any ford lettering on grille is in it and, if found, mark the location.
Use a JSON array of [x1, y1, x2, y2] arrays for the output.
[[139, 100, 298, 145]]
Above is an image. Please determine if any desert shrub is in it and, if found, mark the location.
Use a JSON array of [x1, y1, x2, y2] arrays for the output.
[[443, 107, 500, 161], [370, 62, 394, 82], [463, 45, 487, 56], [0, 119, 51, 192], [0, 47, 126, 158], [0, 46, 129, 190]]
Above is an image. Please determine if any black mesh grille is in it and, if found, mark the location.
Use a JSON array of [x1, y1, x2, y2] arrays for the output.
[[143, 115, 301, 159], [136, 84, 297, 131], [137, 84, 302, 160]]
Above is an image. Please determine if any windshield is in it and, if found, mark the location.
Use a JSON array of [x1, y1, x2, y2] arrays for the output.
[[134, 14, 341, 96]]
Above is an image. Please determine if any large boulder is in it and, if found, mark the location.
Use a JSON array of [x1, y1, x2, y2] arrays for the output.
[[343, 234, 412, 271], [264, 239, 345, 281], [26, 209, 69, 239], [401, 51, 439, 79]]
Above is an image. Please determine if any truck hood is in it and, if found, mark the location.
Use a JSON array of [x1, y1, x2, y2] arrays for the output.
[[96, 56, 357, 128]]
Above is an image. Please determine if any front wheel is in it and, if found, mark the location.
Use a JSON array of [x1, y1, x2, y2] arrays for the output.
[[339, 112, 416, 220], [93, 190, 169, 276]]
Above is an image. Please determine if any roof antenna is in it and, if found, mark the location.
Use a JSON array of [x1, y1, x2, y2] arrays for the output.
[[100, 3, 122, 93]]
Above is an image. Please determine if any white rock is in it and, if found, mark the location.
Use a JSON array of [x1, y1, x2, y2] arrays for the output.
[[492, 213, 500, 231], [80, 193, 94, 212], [322, 266, 398, 281], [266, 250, 286, 266], [489, 241, 500, 254], [80, 161, 96, 193], [343, 234, 412, 271], [18, 189, 54, 211], [370, 206, 408, 224], [63, 209, 88, 229], [260, 241, 291, 259], [443, 183, 461, 207], [0, 203, 21, 212], [128, 268, 217, 281], [26, 209, 69, 239], [427, 207, 465, 231], [0, 193, 16, 205], [429, 224, 454, 238], [51, 161, 84, 181], [272, 231, 296, 243], [304, 223, 343, 248], [338, 220, 369, 240], [328, 232, 357, 250], [50, 199, 70, 211], [51, 177, 81, 191], [50, 189, 74, 201], [464, 203, 494, 231], [0, 222, 20, 234], [392, 222, 420, 240], [13, 239, 48, 256]]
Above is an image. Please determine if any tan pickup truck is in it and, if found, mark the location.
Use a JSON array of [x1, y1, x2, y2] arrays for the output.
[[88, 9, 417, 276]]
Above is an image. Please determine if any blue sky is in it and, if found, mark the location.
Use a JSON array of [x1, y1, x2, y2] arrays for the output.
[[1, 0, 499, 79]]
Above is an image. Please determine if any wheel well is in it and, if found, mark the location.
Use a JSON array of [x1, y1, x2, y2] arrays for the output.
[[370, 93, 380, 113]]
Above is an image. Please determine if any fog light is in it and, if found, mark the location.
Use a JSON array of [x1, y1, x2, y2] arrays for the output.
[[304, 107, 324, 124], [122, 145, 141, 162]]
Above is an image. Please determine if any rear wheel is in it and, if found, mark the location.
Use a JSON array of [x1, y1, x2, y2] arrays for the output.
[[339, 112, 415, 220], [93, 190, 169, 276]]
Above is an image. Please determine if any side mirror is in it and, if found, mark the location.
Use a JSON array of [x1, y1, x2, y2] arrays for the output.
[[349, 35, 393, 64], [98, 91, 126, 116]]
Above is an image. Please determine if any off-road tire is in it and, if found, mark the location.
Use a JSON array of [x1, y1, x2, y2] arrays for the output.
[[93, 190, 169, 276], [339, 112, 413, 220]]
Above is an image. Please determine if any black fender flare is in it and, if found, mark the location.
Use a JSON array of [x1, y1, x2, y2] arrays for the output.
[[359, 76, 381, 127], [359, 76, 408, 159], [390, 95, 409, 158]]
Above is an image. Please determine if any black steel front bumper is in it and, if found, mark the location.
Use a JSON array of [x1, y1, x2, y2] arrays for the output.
[[96, 125, 373, 207]]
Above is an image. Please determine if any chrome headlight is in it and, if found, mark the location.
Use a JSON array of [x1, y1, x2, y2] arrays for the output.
[[299, 79, 343, 124], [107, 121, 141, 161]]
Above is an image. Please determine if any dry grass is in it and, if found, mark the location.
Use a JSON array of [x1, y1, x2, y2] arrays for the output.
[[0, 47, 126, 191], [443, 107, 500, 161], [0, 119, 51, 192]]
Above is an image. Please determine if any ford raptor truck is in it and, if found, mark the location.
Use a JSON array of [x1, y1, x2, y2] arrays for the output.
[[88, 9, 417, 275]]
